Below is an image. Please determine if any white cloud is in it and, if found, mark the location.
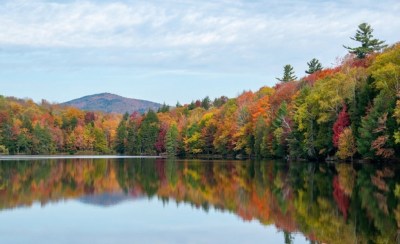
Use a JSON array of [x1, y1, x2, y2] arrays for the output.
[[0, 0, 399, 76], [1, 0, 397, 48]]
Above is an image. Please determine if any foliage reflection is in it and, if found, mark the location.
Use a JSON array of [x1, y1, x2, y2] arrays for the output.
[[0, 159, 399, 243]]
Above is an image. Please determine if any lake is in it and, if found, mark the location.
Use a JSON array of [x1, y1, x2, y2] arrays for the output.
[[0, 157, 399, 243]]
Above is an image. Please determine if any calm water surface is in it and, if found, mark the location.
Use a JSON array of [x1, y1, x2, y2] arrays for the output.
[[0, 157, 399, 243]]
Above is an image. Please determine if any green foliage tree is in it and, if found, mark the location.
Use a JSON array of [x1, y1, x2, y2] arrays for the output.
[[21, 116, 33, 132], [31, 124, 55, 154], [0, 145, 8, 154], [357, 92, 396, 159], [165, 124, 179, 156], [93, 127, 109, 153], [114, 113, 129, 154], [271, 102, 289, 157], [253, 117, 268, 158], [65, 132, 77, 154], [83, 124, 95, 151], [343, 23, 387, 59], [16, 130, 32, 154], [184, 123, 205, 155], [188, 101, 196, 110], [276, 64, 297, 82], [305, 58, 323, 74], [213, 96, 228, 108], [62, 116, 78, 131], [139, 110, 160, 154], [394, 99, 400, 144], [126, 118, 141, 155], [201, 96, 211, 110], [202, 121, 217, 155], [348, 76, 377, 139], [158, 103, 170, 113]]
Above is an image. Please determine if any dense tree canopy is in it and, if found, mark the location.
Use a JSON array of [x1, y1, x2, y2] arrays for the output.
[[0, 96, 120, 155]]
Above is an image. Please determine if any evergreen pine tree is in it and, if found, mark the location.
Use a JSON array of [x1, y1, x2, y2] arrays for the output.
[[201, 96, 211, 110], [139, 110, 160, 154], [114, 113, 129, 154], [276, 64, 297, 82], [126, 119, 141, 155], [305, 58, 323, 74], [343, 23, 387, 59], [158, 103, 170, 113]]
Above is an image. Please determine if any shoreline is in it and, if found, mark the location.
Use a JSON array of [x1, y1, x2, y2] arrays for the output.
[[0, 155, 164, 160]]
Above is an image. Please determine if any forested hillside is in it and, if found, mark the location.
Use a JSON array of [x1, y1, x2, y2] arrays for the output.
[[114, 42, 400, 161], [1, 24, 399, 161], [0, 98, 120, 154]]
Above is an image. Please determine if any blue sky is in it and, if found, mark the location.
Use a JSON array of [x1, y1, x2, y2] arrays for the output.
[[0, 0, 399, 105]]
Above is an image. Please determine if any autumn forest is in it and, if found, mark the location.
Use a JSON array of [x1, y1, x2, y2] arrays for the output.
[[1, 24, 400, 162]]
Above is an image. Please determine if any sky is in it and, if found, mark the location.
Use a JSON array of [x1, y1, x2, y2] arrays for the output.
[[0, 0, 399, 105]]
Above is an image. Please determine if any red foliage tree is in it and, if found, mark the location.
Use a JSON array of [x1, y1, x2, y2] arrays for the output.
[[0, 111, 10, 124], [155, 123, 168, 153], [270, 81, 298, 112], [84, 112, 96, 124], [237, 91, 254, 107], [303, 67, 340, 86], [130, 112, 142, 124], [341, 53, 376, 69], [333, 105, 350, 148]]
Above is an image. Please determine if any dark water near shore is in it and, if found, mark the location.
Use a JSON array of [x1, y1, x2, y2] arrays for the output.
[[0, 157, 399, 243]]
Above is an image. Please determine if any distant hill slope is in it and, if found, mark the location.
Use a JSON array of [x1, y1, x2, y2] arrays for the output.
[[61, 93, 162, 114]]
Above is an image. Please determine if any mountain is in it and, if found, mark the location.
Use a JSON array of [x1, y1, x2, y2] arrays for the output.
[[61, 93, 162, 114]]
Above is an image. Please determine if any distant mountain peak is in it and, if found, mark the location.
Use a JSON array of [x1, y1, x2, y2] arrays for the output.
[[61, 93, 162, 114], [74, 92, 122, 99]]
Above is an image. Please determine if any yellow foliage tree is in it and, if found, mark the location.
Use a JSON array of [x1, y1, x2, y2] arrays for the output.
[[337, 128, 357, 161]]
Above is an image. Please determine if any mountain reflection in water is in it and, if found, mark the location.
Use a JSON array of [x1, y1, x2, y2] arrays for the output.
[[0, 158, 399, 244]]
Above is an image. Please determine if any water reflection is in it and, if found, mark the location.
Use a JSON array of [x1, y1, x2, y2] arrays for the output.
[[0, 158, 399, 243]]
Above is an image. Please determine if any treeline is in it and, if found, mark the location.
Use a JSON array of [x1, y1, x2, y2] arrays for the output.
[[0, 98, 121, 154], [114, 43, 400, 161]]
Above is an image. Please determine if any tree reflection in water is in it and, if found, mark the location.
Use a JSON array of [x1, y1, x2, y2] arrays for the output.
[[0, 158, 399, 243]]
